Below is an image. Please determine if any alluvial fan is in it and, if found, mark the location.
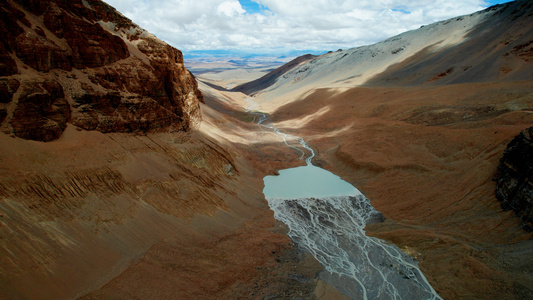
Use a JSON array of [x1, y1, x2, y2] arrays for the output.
[[267, 195, 442, 300]]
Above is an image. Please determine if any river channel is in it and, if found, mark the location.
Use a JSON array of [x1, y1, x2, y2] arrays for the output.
[[246, 97, 442, 300]]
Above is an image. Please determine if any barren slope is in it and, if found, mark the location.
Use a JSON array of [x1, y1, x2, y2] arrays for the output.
[[248, 0, 533, 113], [3, 0, 533, 299]]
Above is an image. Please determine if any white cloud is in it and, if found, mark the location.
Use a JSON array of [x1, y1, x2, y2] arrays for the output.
[[104, 0, 492, 54], [217, 1, 246, 17]]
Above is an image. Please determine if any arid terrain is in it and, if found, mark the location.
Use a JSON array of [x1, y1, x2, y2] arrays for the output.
[[1, 0, 533, 299], [0, 0, 332, 299], [221, 0, 533, 298], [266, 83, 533, 299]]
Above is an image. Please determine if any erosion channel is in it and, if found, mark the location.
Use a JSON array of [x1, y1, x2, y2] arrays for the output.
[[246, 97, 442, 300]]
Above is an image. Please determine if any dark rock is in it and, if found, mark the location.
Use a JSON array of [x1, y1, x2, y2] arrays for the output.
[[0, 78, 20, 124], [0, 43, 18, 76], [11, 80, 70, 141], [71, 94, 182, 133], [494, 126, 533, 230], [0, 3, 25, 76], [14, 31, 72, 72], [0, 78, 20, 103]]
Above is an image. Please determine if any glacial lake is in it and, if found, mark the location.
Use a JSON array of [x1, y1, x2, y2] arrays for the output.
[[263, 164, 359, 199]]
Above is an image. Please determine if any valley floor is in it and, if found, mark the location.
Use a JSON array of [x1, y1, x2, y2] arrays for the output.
[[196, 68, 533, 298], [264, 81, 533, 299]]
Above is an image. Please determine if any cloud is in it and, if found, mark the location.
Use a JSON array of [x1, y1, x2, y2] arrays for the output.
[[217, 1, 246, 16], [104, 0, 493, 53]]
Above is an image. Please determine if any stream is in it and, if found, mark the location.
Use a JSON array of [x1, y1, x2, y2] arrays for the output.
[[246, 97, 442, 300]]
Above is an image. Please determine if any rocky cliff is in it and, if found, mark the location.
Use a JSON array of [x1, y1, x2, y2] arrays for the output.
[[0, 0, 203, 142], [494, 126, 533, 230]]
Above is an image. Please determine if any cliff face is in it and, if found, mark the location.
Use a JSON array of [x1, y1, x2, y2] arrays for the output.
[[0, 0, 203, 142], [494, 126, 533, 230]]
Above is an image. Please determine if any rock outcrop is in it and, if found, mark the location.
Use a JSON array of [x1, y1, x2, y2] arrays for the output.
[[0, 0, 203, 142], [494, 126, 533, 230]]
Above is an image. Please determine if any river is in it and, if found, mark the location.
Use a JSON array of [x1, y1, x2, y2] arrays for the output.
[[246, 97, 441, 299]]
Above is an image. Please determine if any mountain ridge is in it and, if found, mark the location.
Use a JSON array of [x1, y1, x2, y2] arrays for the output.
[[242, 0, 533, 111]]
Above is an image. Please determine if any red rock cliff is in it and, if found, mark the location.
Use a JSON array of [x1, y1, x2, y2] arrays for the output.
[[0, 0, 203, 141]]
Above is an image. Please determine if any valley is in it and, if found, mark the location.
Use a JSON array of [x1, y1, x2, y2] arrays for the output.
[[192, 1, 533, 297], [195, 74, 533, 300], [1, 0, 533, 299]]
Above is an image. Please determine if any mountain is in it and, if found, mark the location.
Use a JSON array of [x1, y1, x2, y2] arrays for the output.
[[0, 0, 203, 142], [232, 54, 316, 95], [243, 0, 533, 111]]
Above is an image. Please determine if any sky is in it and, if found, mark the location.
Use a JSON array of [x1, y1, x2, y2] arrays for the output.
[[104, 0, 514, 56]]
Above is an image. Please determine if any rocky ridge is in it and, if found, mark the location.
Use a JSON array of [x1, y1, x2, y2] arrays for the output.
[[0, 0, 203, 142], [494, 126, 533, 230]]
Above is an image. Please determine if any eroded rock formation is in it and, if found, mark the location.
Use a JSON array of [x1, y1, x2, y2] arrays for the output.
[[494, 126, 533, 230], [0, 0, 203, 141]]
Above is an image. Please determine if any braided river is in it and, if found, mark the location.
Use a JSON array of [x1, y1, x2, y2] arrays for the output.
[[246, 97, 442, 299]]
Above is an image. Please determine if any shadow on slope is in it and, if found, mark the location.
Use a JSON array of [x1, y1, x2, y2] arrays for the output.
[[365, 0, 533, 86], [232, 54, 316, 95]]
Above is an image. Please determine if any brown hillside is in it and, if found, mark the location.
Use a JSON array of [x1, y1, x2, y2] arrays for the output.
[[269, 81, 533, 299]]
